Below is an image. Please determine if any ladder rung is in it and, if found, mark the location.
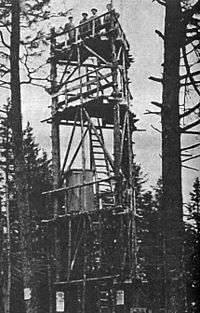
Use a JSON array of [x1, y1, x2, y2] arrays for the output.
[[95, 158, 105, 160], [93, 152, 105, 154]]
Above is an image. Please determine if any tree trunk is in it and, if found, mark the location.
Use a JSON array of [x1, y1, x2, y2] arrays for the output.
[[10, 1, 38, 313], [161, 1, 186, 312], [50, 29, 62, 282], [4, 103, 11, 313]]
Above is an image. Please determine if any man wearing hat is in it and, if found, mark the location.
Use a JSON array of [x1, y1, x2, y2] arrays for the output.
[[79, 12, 89, 38], [103, 3, 120, 37], [64, 16, 75, 44], [89, 8, 101, 35]]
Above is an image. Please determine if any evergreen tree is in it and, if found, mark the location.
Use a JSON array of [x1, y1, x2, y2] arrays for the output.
[[0, 109, 52, 313], [136, 178, 165, 312], [185, 177, 200, 313]]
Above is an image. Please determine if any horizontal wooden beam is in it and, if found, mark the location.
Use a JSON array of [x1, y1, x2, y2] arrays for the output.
[[51, 72, 112, 98], [42, 176, 115, 195], [54, 274, 120, 285], [67, 82, 113, 103]]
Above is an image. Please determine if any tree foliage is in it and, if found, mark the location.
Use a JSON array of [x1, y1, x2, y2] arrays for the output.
[[0, 108, 52, 313], [185, 177, 200, 313]]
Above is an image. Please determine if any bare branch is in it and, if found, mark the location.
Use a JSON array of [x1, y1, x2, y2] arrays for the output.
[[180, 80, 200, 87], [0, 79, 10, 86], [182, 154, 200, 163], [189, 17, 200, 27], [182, 45, 200, 96], [151, 101, 162, 108], [155, 29, 165, 40], [182, 0, 200, 25], [182, 130, 200, 135], [182, 164, 199, 171], [0, 30, 10, 49], [180, 101, 200, 118], [181, 119, 200, 132], [149, 76, 163, 83], [186, 34, 200, 46], [180, 70, 200, 80], [151, 124, 161, 133], [152, 0, 166, 7], [182, 142, 200, 151], [144, 110, 161, 115]]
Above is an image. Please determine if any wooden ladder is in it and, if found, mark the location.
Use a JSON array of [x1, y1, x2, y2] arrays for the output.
[[89, 119, 114, 209]]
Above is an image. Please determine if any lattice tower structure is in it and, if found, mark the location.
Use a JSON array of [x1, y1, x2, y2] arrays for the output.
[[43, 9, 138, 313]]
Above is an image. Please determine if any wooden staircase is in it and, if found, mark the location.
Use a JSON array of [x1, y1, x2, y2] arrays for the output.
[[89, 119, 115, 209]]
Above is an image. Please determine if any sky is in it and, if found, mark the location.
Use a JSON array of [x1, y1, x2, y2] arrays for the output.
[[1, 0, 200, 201]]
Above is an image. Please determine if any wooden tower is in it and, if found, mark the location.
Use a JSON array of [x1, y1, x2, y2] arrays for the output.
[[43, 8, 138, 313]]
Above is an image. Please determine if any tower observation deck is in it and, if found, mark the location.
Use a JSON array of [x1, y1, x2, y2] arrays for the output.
[[43, 8, 140, 313]]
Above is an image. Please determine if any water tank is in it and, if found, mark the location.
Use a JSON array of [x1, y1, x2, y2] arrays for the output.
[[65, 169, 95, 212]]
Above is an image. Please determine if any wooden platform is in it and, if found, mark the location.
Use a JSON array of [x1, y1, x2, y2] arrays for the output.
[[55, 96, 137, 128], [54, 37, 132, 68]]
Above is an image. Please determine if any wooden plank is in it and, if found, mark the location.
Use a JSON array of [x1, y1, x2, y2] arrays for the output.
[[42, 176, 115, 195], [67, 65, 107, 84], [51, 72, 112, 98], [54, 274, 120, 285], [67, 82, 113, 103], [66, 72, 112, 93]]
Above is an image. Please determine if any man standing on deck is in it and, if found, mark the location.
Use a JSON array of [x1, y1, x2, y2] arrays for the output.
[[103, 3, 119, 37], [89, 8, 101, 35], [79, 12, 89, 38], [64, 16, 75, 44]]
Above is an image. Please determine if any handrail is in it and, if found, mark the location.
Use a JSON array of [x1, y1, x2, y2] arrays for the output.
[[52, 10, 116, 39]]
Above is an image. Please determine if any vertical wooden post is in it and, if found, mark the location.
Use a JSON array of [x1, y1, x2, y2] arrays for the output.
[[50, 28, 61, 282], [77, 43, 87, 313], [110, 12, 122, 207], [82, 217, 87, 313], [67, 218, 72, 282], [123, 47, 137, 279], [47, 261, 53, 313]]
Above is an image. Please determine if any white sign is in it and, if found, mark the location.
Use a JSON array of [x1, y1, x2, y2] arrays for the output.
[[24, 288, 31, 300], [56, 291, 65, 312], [116, 290, 124, 305]]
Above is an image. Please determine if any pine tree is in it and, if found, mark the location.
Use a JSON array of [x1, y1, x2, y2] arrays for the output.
[[0, 108, 52, 313], [0, 1, 51, 312], [185, 177, 200, 313], [136, 178, 165, 312]]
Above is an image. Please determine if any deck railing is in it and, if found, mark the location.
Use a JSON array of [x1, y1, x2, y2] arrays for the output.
[[52, 10, 129, 50]]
